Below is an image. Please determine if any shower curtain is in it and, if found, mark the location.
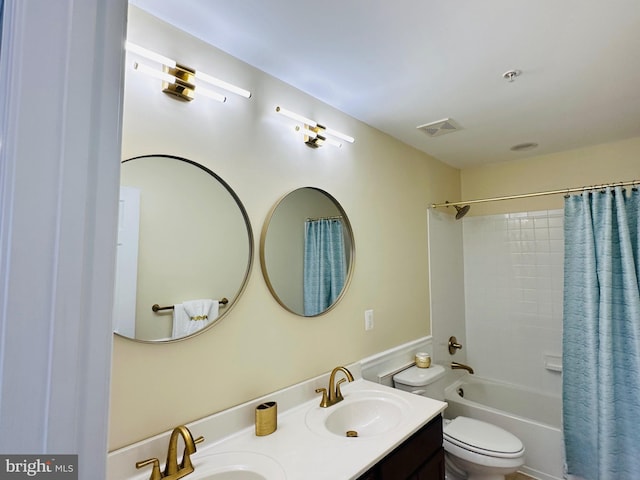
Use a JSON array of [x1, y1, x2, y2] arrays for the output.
[[303, 218, 346, 316], [563, 186, 640, 480]]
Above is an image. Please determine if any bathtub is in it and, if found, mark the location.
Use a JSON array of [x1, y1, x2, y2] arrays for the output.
[[444, 375, 564, 480]]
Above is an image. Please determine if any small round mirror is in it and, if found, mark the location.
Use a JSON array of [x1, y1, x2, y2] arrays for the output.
[[113, 154, 253, 342], [260, 187, 354, 316]]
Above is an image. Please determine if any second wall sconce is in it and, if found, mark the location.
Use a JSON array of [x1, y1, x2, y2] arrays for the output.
[[275, 106, 355, 148], [126, 42, 251, 103]]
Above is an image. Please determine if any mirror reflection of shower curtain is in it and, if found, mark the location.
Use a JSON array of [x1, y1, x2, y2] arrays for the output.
[[303, 218, 346, 316]]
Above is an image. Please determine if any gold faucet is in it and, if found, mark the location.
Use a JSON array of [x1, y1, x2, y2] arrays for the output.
[[316, 366, 354, 407], [135, 425, 204, 480], [451, 362, 475, 374]]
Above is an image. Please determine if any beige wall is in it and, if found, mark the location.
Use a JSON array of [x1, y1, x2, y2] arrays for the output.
[[109, 7, 461, 450], [460, 137, 640, 216]]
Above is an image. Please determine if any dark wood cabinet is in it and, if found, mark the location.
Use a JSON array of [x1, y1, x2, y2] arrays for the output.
[[356, 472, 379, 480], [413, 448, 444, 480], [356, 415, 444, 480]]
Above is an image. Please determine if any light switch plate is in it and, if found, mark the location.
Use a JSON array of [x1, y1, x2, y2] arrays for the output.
[[364, 309, 374, 331]]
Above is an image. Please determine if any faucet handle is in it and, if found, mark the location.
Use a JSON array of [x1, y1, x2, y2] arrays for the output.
[[335, 378, 348, 402], [448, 336, 463, 354], [315, 387, 329, 407], [135, 458, 162, 480]]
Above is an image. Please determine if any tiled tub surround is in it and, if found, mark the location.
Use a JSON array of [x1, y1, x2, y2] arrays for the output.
[[463, 209, 564, 397], [108, 360, 446, 479]]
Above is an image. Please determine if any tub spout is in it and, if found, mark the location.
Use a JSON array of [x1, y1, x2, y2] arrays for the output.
[[451, 362, 474, 374]]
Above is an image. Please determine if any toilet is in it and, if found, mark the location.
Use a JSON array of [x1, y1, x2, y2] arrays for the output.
[[393, 364, 525, 480]]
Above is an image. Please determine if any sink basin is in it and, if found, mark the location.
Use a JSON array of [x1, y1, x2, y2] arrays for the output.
[[190, 452, 286, 480], [306, 389, 411, 438]]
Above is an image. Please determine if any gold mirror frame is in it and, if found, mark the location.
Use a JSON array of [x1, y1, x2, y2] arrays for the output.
[[260, 187, 355, 317], [114, 154, 254, 342]]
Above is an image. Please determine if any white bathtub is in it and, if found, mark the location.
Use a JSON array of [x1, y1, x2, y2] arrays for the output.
[[444, 375, 564, 480]]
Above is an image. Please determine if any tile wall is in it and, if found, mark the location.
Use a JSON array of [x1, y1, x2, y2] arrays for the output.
[[463, 210, 564, 397]]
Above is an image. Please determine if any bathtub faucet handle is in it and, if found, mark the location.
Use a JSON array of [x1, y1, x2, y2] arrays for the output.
[[448, 336, 463, 355]]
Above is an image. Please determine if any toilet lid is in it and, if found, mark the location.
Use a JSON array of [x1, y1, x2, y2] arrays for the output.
[[443, 416, 524, 459], [393, 364, 446, 387]]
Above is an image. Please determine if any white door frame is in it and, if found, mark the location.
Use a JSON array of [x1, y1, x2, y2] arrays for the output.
[[0, 1, 127, 477]]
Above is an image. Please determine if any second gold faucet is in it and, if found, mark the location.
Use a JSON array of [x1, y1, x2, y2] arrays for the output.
[[316, 366, 354, 408]]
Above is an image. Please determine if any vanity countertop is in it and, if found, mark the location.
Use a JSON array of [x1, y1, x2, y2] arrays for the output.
[[108, 365, 447, 480]]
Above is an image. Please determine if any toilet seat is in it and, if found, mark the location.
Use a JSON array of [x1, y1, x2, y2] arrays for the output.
[[443, 416, 524, 459]]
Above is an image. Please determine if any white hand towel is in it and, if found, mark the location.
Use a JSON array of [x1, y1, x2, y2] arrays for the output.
[[171, 303, 192, 338], [172, 299, 219, 338]]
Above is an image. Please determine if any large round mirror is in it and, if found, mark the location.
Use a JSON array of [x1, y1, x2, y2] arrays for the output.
[[260, 187, 354, 316], [113, 154, 253, 342]]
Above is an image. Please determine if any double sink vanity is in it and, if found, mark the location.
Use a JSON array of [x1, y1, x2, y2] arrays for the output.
[[108, 364, 447, 479]]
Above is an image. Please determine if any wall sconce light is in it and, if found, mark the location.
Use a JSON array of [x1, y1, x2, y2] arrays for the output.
[[126, 42, 251, 103], [275, 106, 355, 148]]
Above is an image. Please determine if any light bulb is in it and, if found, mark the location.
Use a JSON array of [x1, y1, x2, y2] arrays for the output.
[[295, 125, 317, 138], [196, 86, 227, 103], [126, 42, 176, 68], [323, 136, 343, 148], [276, 107, 318, 128], [295, 126, 342, 147], [323, 127, 354, 144], [132, 62, 175, 83], [195, 71, 251, 98]]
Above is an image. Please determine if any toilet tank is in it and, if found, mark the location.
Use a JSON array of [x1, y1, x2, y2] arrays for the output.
[[393, 364, 447, 400]]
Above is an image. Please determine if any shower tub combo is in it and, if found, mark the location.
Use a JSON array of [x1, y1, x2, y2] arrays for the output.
[[444, 375, 563, 480]]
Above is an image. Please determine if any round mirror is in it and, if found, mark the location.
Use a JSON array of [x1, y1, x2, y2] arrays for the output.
[[113, 154, 253, 342], [260, 187, 354, 316]]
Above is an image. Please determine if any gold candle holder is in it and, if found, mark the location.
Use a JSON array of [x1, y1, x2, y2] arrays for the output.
[[415, 352, 431, 368], [255, 401, 277, 436]]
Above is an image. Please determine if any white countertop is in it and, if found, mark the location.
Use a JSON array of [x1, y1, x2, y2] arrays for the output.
[[109, 365, 447, 480]]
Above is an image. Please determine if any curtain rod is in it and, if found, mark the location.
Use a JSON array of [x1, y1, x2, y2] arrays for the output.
[[431, 179, 639, 209], [306, 215, 343, 221]]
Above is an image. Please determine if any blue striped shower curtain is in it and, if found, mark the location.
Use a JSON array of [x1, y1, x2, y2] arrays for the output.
[[303, 218, 346, 316], [563, 186, 640, 479]]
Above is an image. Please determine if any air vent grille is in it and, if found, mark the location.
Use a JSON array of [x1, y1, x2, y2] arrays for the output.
[[417, 118, 462, 137]]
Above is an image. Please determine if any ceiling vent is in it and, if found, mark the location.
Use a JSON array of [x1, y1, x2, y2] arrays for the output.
[[416, 118, 462, 137]]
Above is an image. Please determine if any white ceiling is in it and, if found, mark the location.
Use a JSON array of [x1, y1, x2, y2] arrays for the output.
[[129, 0, 640, 169]]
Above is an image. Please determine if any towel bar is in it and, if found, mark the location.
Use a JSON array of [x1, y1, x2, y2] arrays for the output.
[[152, 297, 228, 312]]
